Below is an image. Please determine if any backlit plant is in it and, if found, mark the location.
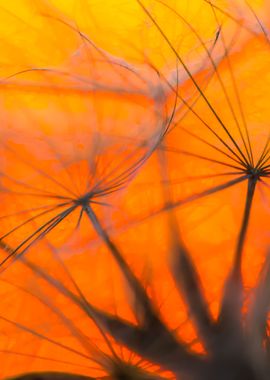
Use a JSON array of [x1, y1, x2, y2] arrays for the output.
[[0, 1, 270, 379]]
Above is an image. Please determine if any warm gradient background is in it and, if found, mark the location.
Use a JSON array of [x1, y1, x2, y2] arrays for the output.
[[0, 0, 270, 378]]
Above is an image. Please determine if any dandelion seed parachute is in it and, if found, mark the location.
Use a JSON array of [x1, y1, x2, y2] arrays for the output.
[[0, 0, 270, 379], [0, 1, 177, 377], [0, 33, 167, 251], [159, 31, 270, 309]]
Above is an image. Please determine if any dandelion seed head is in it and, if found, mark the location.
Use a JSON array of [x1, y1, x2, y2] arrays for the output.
[[1, 1, 270, 379]]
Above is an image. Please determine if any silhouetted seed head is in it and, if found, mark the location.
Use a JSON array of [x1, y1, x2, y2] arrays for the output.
[[1, 1, 270, 380]]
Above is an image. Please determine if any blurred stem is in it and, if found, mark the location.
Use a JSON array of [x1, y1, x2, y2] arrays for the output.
[[218, 177, 257, 338], [234, 177, 256, 274], [157, 148, 216, 351], [83, 205, 145, 311], [8, 373, 94, 380], [83, 205, 206, 376]]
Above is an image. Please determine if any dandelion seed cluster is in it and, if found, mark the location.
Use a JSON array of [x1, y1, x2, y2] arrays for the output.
[[0, 1, 270, 379]]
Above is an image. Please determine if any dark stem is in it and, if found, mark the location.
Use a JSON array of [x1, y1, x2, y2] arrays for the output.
[[9, 373, 94, 380], [234, 177, 257, 273], [217, 177, 257, 345], [83, 205, 206, 377]]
